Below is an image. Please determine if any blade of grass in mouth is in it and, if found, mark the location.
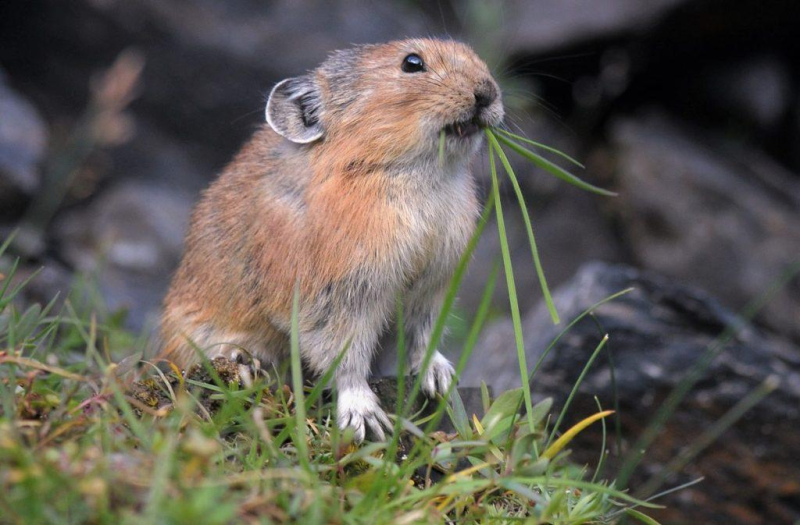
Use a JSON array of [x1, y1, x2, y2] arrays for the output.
[[495, 128, 585, 169], [494, 132, 617, 197], [488, 139, 536, 432], [486, 129, 560, 325]]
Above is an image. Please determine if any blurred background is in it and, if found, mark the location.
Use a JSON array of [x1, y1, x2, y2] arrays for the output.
[[1, 1, 798, 523]]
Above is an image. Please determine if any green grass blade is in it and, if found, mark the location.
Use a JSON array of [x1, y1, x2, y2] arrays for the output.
[[142, 432, 177, 523], [290, 284, 310, 472], [591, 396, 608, 484], [495, 128, 585, 168], [488, 141, 535, 433], [495, 133, 617, 197], [487, 129, 559, 324], [624, 508, 662, 525], [590, 313, 623, 455], [0, 258, 21, 306], [304, 340, 349, 410], [608, 478, 704, 521], [385, 297, 407, 465], [546, 334, 608, 450], [0, 230, 17, 258], [399, 191, 497, 474]]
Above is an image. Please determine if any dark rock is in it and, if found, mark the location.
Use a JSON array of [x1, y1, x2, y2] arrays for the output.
[[661, 54, 794, 137], [466, 262, 800, 408], [698, 55, 792, 131], [0, 69, 46, 220], [504, 0, 687, 55], [464, 261, 800, 524], [7, 259, 73, 311], [47, 120, 210, 331], [607, 111, 800, 342], [54, 179, 194, 331], [0, 0, 429, 158]]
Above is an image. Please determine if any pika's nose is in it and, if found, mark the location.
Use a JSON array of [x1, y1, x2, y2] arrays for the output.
[[474, 79, 498, 109]]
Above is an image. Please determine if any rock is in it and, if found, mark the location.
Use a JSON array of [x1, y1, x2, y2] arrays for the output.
[[0, 68, 47, 220], [504, 0, 687, 55], [607, 111, 800, 342], [466, 262, 800, 409], [464, 262, 800, 524], [5, 259, 74, 311], [699, 55, 792, 131], [54, 179, 194, 331], [663, 54, 793, 134], [48, 120, 211, 332], [0, 0, 430, 158]]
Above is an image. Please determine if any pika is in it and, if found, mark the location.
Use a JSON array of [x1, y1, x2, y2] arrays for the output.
[[160, 39, 503, 441]]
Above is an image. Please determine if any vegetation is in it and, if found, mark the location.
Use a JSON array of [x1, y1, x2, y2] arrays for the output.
[[0, 119, 775, 524], [0, 263, 663, 524], [0, 129, 668, 523]]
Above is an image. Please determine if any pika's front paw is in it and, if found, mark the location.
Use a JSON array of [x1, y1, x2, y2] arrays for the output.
[[419, 351, 456, 398], [219, 347, 263, 387], [337, 387, 392, 442]]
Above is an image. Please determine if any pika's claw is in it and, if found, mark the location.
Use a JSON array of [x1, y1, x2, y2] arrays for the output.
[[419, 351, 456, 398], [337, 387, 392, 442], [221, 348, 262, 387]]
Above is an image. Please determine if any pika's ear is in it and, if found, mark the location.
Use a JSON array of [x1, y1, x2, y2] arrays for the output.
[[266, 75, 324, 144]]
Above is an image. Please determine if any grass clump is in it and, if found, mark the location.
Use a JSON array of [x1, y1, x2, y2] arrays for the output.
[[0, 235, 666, 524], [2, 114, 782, 524], [0, 122, 675, 524]]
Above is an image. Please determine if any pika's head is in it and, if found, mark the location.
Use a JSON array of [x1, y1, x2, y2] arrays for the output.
[[266, 39, 504, 166]]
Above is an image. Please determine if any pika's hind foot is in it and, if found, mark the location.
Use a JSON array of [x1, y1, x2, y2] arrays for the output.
[[337, 386, 393, 442], [418, 351, 455, 398]]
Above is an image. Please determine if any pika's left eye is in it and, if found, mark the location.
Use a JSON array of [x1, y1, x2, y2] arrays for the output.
[[401, 53, 425, 73]]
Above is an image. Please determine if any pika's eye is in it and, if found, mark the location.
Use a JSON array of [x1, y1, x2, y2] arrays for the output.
[[401, 53, 425, 73]]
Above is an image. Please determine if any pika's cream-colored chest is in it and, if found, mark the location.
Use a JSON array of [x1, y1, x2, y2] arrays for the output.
[[394, 169, 478, 285]]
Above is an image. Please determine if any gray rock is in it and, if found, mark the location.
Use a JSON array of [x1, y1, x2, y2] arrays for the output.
[[465, 262, 799, 409], [504, 0, 687, 55], [46, 120, 211, 331], [463, 261, 800, 525], [0, 69, 46, 219], [701, 55, 792, 131], [607, 111, 800, 342], [5, 0, 429, 156], [669, 55, 794, 133], [55, 180, 194, 331]]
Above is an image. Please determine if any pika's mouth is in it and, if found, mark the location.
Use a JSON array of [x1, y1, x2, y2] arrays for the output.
[[443, 117, 482, 138]]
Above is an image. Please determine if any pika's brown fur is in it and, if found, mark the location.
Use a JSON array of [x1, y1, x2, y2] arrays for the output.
[[160, 39, 503, 441]]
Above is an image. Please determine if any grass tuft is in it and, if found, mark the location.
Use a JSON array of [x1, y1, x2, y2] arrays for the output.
[[1, 253, 665, 523], [2, 118, 773, 524]]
